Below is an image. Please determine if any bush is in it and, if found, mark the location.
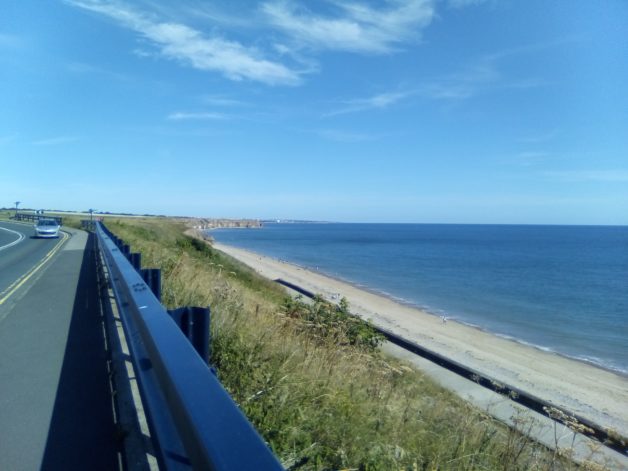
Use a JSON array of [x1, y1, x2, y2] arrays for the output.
[[282, 296, 384, 352]]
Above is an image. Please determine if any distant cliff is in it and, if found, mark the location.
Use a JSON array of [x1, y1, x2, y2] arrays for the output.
[[184, 218, 263, 230]]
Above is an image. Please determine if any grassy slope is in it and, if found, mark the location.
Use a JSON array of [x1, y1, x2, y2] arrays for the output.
[[100, 218, 600, 470]]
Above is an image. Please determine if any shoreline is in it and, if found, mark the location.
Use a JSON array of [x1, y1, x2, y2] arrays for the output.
[[213, 241, 628, 439], [217, 240, 627, 377], [288, 261, 628, 377], [311, 266, 628, 377]]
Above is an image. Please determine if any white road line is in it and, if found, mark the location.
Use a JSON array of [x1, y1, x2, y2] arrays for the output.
[[0, 226, 25, 251], [0, 231, 68, 306]]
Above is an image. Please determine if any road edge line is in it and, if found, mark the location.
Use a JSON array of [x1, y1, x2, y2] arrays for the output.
[[0, 231, 69, 305]]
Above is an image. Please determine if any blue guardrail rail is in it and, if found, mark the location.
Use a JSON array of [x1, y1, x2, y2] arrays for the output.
[[95, 221, 284, 470]]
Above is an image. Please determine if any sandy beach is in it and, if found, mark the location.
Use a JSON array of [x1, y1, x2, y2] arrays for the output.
[[214, 242, 628, 439]]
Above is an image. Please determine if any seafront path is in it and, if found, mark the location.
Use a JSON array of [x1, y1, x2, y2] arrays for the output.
[[0, 221, 118, 470]]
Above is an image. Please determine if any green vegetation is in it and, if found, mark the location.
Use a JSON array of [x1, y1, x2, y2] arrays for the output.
[[104, 218, 602, 470], [60, 215, 83, 230]]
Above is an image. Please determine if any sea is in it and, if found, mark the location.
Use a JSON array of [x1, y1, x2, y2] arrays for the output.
[[209, 223, 628, 375]]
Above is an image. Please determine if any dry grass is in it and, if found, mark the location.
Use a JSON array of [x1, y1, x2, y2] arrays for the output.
[[104, 217, 606, 471]]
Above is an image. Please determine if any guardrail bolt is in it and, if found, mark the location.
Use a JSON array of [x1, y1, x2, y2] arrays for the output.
[[131, 283, 147, 293]]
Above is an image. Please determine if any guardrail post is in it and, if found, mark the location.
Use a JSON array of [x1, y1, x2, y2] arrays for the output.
[[167, 307, 211, 365], [129, 252, 141, 271], [191, 307, 211, 365], [141, 268, 161, 301], [81, 220, 95, 231]]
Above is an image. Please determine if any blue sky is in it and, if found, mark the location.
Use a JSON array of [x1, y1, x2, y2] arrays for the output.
[[1, 1, 627, 224]]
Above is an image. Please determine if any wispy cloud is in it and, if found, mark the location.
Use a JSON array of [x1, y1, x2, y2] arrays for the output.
[[416, 46, 551, 102], [517, 129, 558, 144], [417, 59, 500, 100], [518, 151, 550, 159], [503, 77, 550, 90], [65, 0, 301, 85], [66, 61, 133, 82], [544, 170, 628, 183], [326, 58, 500, 116], [200, 95, 247, 107], [136, 1, 256, 30], [315, 129, 377, 142], [448, 0, 489, 8], [262, 0, 435, 54], [326, 90, 414, 116], [327, 42, 550, 116], [515, 151, 551, 166], [32, 136, 80, 146], [167, 112, 229, 121], [485, 36, 582, 63]]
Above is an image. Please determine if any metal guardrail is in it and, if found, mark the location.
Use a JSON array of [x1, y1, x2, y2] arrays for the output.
[[94, 221, 283, 470], [13, 212, 63, 225]]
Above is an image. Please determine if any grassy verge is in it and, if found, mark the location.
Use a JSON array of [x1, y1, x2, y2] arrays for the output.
[[0, 210, 16, 221], [106, 218, 601, 470]]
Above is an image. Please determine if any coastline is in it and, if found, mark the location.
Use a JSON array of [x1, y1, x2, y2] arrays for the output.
[[213, 241, 628, 439], [295, 270, 628, 377]]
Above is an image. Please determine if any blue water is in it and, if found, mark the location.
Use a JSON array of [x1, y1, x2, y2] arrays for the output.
[[210, 224, 628, 374]]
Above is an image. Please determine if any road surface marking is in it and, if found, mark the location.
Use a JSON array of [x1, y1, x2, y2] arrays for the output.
[[0, 231, 69, 306], [0, 226, 25, 251]]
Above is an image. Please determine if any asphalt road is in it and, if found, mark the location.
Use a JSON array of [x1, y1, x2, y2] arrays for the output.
[[0, 222, 119, 470], [0, 221, 64, 304], [0, 222, 25, 249]]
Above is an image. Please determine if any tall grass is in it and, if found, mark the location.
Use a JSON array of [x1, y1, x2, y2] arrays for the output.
[[106, 218, 604, 470]]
